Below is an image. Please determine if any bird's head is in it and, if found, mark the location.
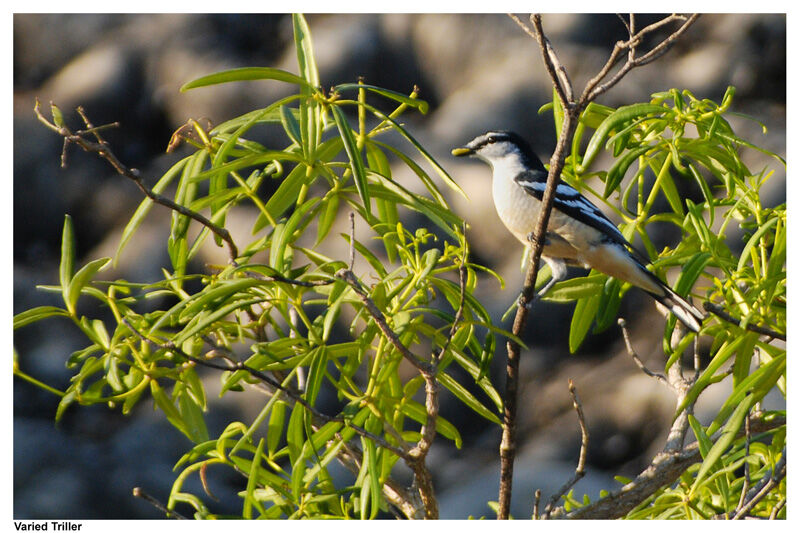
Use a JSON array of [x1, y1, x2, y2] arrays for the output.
[[452, 130, 545, 171]]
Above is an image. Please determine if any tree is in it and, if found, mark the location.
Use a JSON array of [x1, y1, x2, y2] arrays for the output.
[[15, 14, 785, 519]]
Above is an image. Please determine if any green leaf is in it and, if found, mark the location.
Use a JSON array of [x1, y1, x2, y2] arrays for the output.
[[65, 258, 111, 315], [180, 278, 263, 319], [604, 144, 651, 198], [737, 217, 778, 272], [14, 306, 70, 329], [581, 103, 667, 172], [272, 197, 319, 272], [706, 352, 785, 436], [334, 83, 429, 114], [304, 346, 328, 404], [280, 105, 302, 146], [569, 293, 601, 353], [60, 215, 75, 303], [355, 101, 465, 198], [55, 389, 77, 422], [400, 400, 462, 448], [243, 438, 266, 519], [260, 164, 311, 231], [673, 252, 712, 297], [545, 273, 606, 302], [287, 403, 305, 464], [177, 386, 209, 443], [173, 296, 264, 346], [438, 372, 501, 425], [315, 193, 340, 246], [151, 380, 192, 441], [180, 67, 312, 92], [292, 14, 319, 87], [115, 157, 188, 266], [266, 400, 287, 455], [690, 394, 756, 495], [332, 105, 371, 215]]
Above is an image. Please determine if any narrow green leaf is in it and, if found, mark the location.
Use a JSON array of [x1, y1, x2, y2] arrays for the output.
[[604, 144, 651, 198], [173, 296, 264, 346], [65, 258, 111, 315], [177, 387, 209, 444], [691, 394, 756, 495], [180, 67, 311, 92], [707, 352, 785, 436], [359, 101, 465, 198], [60, 215, 75, 302], [304, 346, 327, 404], [581, 104, 666, 172], [545, 273, 606, 302], [688, 415, 713, 459], [14, 306, 70, 329], [287, 403, 305, 464], [180, 278, 263, 319], [292, 14, 320, 87], [332, 105, 370, 215], [55, 389, 77, 422], [569, 293, 601, 353], [115, 157, 188, 266], [151, 380, 191, 441], [674, 252, 712, 297], [315, 193, 340, 246], [400, 400, 462, 448], [272, 197, 320, 272], [260, 164, 311, 231], [267, 400, 287, 455], [737, 217, 778, 272], [280, 105, 302, 146], [334, 83, 429, 114], [244, 438, 266, 519], [438, 372, 501, 425]]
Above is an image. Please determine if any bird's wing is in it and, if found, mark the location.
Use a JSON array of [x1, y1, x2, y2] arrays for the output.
[[513, 170, 648, 262]]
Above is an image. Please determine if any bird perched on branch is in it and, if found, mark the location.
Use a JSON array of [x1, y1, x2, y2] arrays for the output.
[[452, 130, 705, 332]]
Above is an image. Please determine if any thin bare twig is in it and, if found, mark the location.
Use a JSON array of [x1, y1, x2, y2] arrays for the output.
[[736, 412, 752, 512], [769, 498, 786, 520], [732, 448, 786, 520], [582, 14, 700, 103], [34, 99, 240, 263], [533, 489, 542, 519], [618, 318, 669, 385], [529, 15, 573, 108], [132, 487, 187, 519], [542, 380, 589, 519]]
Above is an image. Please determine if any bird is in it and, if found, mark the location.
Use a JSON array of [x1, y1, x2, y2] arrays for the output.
[[452, 130, 705, 332]]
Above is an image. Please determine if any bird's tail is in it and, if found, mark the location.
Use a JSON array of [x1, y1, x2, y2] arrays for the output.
[[648, 284, 705, 333]]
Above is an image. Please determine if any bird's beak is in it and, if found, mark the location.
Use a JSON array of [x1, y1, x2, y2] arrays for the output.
[[451, 146, 473, 157]]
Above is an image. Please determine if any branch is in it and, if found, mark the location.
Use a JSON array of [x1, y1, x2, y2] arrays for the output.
[[582, 14, 700, 103], [500, 13, 701, 520], [618, 318, 669, 385], [703, 301, 786, 341], [542, 380, 589, 518], [731, 448, 786, 520], [548, 414, 784, 519], [34, 99, 240, 264], [132, 487, 187, 519]]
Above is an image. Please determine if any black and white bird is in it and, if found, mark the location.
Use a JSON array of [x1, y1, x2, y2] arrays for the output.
[[452, 130, 705, 332]]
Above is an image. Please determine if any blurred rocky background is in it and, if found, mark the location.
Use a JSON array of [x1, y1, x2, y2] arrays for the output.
[[13, 14, 785, 519]]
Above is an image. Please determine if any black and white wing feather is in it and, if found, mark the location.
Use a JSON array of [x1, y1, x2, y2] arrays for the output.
[[513, 170, 643, 259]]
